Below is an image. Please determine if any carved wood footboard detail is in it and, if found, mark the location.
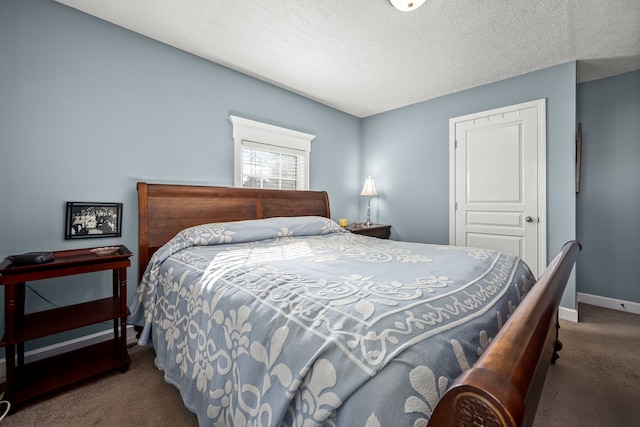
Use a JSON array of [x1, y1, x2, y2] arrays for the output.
[[428, 241, 581, 427]]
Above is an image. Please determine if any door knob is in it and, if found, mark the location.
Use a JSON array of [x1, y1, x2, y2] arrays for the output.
[[525, 216, 534, 223]]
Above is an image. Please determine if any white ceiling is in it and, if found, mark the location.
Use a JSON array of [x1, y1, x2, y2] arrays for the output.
[[55, 0, 640, 118]]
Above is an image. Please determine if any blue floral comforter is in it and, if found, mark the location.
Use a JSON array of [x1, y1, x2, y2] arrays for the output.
[[128, 216, 536, 427]]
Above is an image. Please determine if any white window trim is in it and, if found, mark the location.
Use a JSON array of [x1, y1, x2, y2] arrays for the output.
[[229, 115, 315, 189]]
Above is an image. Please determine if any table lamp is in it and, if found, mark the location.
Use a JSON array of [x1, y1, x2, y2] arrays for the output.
[[360, 176, 377, 227]]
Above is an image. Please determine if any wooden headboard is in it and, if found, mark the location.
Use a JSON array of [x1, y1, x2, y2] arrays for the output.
[[137, 182, 331, 281]]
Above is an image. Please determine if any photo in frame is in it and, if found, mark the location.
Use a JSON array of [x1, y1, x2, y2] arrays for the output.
[[65, 202, 122, 239]]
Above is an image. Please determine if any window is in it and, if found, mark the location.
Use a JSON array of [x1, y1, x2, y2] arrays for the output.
[[229, 115, 314, 190]]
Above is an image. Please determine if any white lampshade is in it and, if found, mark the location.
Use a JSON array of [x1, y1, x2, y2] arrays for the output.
[[388, 0, 427, 12], [360, 176, 378, 197]]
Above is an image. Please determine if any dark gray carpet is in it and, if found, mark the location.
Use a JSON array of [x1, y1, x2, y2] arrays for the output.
[[1, 343, 197, 427], [533, 303, 640, 427], [2, 304, 638, 426]]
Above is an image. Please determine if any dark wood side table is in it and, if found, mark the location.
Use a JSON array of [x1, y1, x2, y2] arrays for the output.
[[345, 223, 391, 239], [0, 245, 133, 411]]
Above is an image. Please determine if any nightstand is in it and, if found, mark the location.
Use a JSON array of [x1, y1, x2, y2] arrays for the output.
[[345, 223, 391, 239], [0, 245, 133, 410]]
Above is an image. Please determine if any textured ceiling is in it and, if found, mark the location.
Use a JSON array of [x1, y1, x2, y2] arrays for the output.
[[55, 0, 640, 118]]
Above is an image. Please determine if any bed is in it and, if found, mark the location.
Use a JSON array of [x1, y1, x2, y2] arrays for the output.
[[129, 182, 580, 427]]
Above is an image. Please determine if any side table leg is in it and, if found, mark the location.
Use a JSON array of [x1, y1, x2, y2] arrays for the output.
[[16, 283, 25, 368], [4, 284, 17, 402], [118, 267, 129, 369], [112, 269, 119, 341]]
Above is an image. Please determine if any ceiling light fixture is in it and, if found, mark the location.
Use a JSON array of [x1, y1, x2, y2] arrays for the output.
[[388, 0, 427, 12]]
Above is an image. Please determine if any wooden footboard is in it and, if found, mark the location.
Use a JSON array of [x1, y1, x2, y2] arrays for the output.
[[428, 240, 581, 427]]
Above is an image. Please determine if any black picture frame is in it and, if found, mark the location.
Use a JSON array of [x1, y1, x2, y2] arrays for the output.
[[65, 202, 123, 240]]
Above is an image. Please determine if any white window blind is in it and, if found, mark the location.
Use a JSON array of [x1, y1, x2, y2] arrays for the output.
[[229, 116, 314, 190], [241, 140, 305, 190]]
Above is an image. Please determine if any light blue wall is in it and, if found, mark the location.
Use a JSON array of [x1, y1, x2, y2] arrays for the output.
[[361, 62, 578, 309], [1, 0, 589, 354], [0, 0, 361, 348], [576, 70, 640, 303]]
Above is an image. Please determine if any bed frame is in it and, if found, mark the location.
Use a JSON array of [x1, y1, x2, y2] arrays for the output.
[[137, 182, 580, 427]]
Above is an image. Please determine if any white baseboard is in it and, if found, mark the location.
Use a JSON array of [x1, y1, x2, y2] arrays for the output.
[[0, 326, 137, 381], [578, 292, 640, 315], [559, 306, 578, 323]]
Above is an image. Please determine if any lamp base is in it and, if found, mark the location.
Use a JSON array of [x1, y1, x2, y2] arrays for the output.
[[364, 196, 374, 228]]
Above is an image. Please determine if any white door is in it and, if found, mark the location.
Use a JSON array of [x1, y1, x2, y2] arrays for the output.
[[449, 99, 546, 276]]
